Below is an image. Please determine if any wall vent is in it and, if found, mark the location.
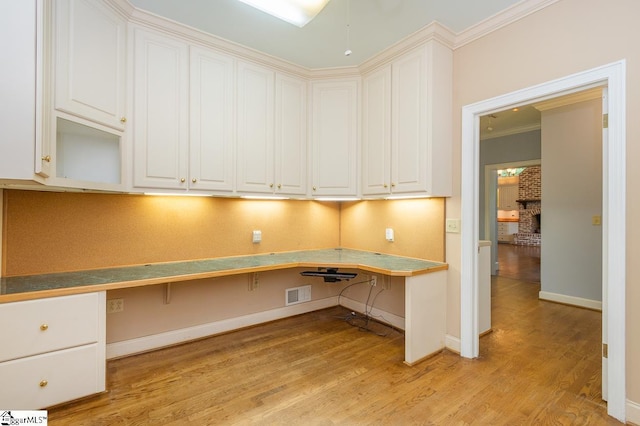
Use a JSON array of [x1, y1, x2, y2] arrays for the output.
[[285, 285, 311, 306]]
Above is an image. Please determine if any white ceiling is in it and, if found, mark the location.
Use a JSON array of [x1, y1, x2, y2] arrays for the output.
[[128, 0, 524, 69], [480, 105, 541, 140]]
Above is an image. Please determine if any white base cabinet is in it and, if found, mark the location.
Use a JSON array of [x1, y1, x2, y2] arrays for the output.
[[497, 221, 518, 242], [0, 292, 106, 409]]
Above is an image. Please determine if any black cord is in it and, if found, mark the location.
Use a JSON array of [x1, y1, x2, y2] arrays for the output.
[[336, 278, 396, 337]]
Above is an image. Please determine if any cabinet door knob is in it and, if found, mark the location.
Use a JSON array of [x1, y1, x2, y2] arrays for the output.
[[391, 183, 396, 187], [180, 178, 186, 183], [383, 183, 388, 188], [192, 178, 197, 183], [277, 184, 282, 189], [120, 117, 127, 124], [41, 155, 51, 162], [312, 186, 317, 191], [39, 380, 48, 388], [269, 183, 274, 188], [40, 324, 48, 331]]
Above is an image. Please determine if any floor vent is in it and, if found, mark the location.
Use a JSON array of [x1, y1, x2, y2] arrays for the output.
[[286, 285, 311, 306]]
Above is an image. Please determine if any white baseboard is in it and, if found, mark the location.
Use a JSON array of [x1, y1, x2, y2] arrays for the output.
[[445, 334, 461, 354], [538, 291, 602, 311], [106, 297, 337, 359], [627, 399, 640, 425], [338, 296, 405, 330]]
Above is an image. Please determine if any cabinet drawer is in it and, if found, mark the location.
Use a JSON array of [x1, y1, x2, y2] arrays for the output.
[[0, 344, 105, 409], [0, 292, 104, 362]]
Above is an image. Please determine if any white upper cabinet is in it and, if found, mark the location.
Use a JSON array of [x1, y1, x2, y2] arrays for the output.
[[190, 46, 235, 193], [362, 65, 392, 195], [362, 41, 453, 197], [0, 0, 45, 182], [236, 61, 276, 194], [132, 27, 189, 190], [55, 0, 126, 131], [275, 73, 307, 196], [310, 79, 360, 197], [236, 62, 307, 197]]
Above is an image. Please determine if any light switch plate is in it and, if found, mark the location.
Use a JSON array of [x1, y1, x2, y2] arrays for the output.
[[446, 218, 461, 233], [252, 230, 262, 243]]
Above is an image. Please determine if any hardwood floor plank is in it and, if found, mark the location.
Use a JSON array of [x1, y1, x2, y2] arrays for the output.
[[48, 247, 621, 425]]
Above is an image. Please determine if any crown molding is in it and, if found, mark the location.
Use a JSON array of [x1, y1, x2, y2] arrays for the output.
[[115, 0, 313, 78], [480, 123, 541, 141], [108, 0, 559, 78], [358, 21, 456, 75], [454, 0, 560, 49], [103, 0, 134, 20]]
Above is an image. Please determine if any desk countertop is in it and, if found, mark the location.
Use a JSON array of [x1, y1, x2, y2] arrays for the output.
[[0, 249, 448, 303]]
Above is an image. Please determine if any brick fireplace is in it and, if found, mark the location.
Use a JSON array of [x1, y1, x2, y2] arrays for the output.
[[514, 165, 541, 246]]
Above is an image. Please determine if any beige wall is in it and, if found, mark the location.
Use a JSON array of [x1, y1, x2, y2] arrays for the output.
[[340, 198, 445, 262], [2, 190, 341, 275], [448, 0, 640, 406]]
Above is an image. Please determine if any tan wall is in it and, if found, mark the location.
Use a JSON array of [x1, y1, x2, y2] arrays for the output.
[[2, 190, 341, 276], [448, 0, 640, 405], [340, 198, 445, 262]]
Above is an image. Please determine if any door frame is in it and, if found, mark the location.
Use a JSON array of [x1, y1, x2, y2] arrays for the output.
[[460, 60, 626, 421]]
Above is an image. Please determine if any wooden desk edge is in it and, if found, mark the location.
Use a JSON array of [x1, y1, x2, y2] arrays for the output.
[[1, 259, 448, 303]]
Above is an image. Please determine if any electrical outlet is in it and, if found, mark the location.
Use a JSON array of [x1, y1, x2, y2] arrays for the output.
[[107, 298, 124, 313], [381, 276, 390, 290], [371, 275, 377, 286], [248, 272, 259, 291]]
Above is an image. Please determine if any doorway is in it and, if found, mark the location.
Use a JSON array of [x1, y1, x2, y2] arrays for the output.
[[459, 61, 626, 421]]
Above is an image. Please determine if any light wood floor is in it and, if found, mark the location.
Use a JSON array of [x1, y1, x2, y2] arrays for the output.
[[49, 251, 619, 425], [497, 243, 541, 283]]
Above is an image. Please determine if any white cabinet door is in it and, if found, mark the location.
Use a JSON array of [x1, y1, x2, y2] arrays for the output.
[[498, 184, 519, 209], [362, 41, 452, 198], [236, 61, 275, 193], [190, 46, 235, 192], [55, 0, 126, 131], [392, 47, 426, 194], [310, 79, 359, 197], [275, 73, 307, 196], [133, 28, 189, 189], [0, 0, 47, 181], [362, 65, 392, 196]]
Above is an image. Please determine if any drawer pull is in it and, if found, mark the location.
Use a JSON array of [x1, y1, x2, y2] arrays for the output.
[[40, 324, 49, 331], [39, 380, 48, 388]]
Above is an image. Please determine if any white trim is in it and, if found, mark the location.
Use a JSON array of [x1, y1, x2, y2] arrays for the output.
[[445, 334, 461, 354], [626, 399, 640, 425], [106, 297, 337, 359], [454, 0, 561, 48], [538, 291, 602, 311], [460, 60, 626, 422]]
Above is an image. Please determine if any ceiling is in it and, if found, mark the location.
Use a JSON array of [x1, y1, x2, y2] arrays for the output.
[[128, 0, 524, 69], [480, 105, 541, 140]]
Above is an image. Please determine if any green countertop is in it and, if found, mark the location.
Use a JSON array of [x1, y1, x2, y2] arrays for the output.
[[0, 248, 447, 302]]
